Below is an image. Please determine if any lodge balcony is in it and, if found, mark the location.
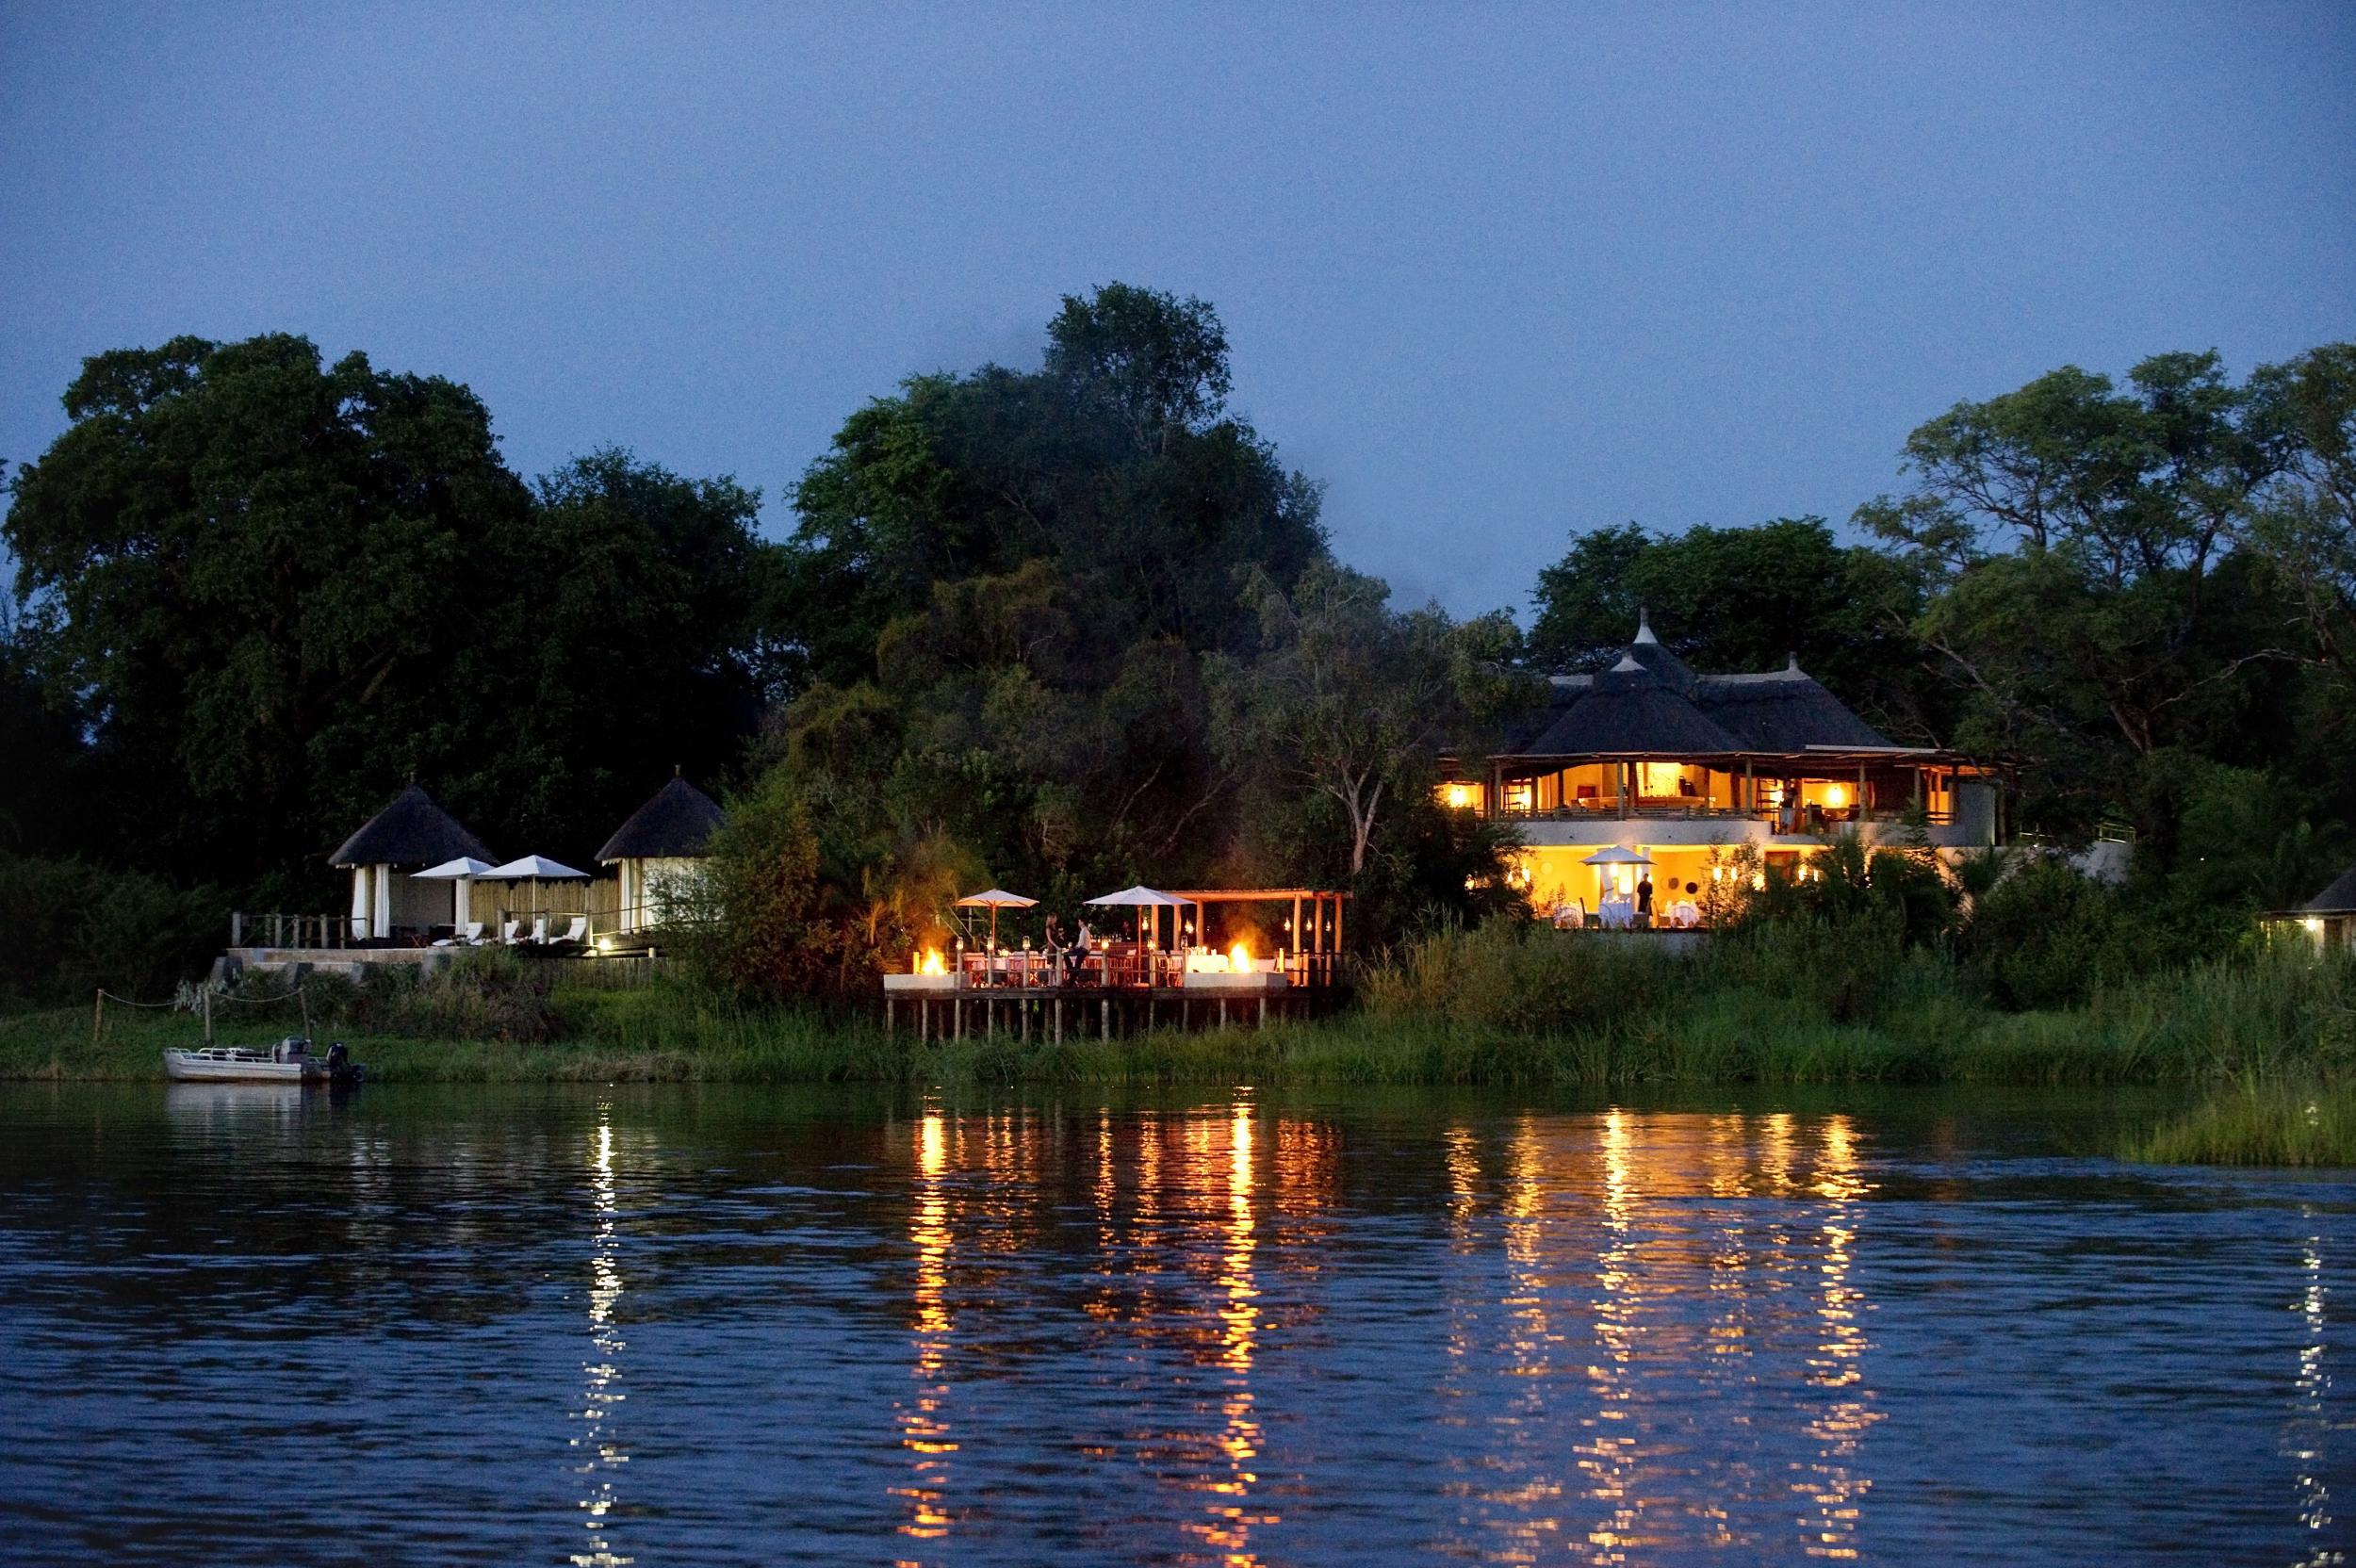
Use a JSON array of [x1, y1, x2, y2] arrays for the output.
[[1437, 756, 2004, 851]]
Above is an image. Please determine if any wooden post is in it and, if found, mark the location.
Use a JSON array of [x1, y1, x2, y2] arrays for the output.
[[1100, 998, 1109, 1041], [300, 986, 311, 1036], [885, 998, 894, 1037], [987, 998, 994, 1038], [1055, 997, 1063, 1044], [231, 911, 243, 947], [1021, 999, 1029, 1043], [204, 986, 213, 1044], [921, 999, 930, 1043], [1219, 998, 1228, 1029], [955, 998, 964, 1041], [1259, 996, 1268, 1028], [93, 988, 104, 1045], [1334, 895, 1344, 957]]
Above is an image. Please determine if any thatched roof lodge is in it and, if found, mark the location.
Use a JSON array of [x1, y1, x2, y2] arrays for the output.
[[2263, 860, 2356, 955], [597, 774, 726, 933], [1441, 612, 2005, 921], [331, 784, 495, 940]]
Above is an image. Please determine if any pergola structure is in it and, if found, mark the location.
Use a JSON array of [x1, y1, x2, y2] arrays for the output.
[[1163, 889, 1350, 979]]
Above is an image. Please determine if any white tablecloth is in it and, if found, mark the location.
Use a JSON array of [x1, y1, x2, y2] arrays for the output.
[[1598, 898, 1637, 930]]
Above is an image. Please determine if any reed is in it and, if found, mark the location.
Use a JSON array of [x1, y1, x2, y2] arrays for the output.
[[2124, 1079, 2356, 1168]]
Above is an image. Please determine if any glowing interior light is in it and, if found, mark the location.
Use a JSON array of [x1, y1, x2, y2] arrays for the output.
[[1825, 784, 1849, 808], [1230, 940, 1251, 970], [919, 949, 946, 975]]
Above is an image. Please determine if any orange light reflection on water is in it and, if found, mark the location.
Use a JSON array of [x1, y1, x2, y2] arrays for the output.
[[893, 1108, 957, 1553]]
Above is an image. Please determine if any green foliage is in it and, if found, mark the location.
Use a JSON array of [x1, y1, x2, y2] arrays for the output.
[[2128, 1079, 2356, 1168], [1855, 349, 2333, 835], [0, 854, 221, 1007], [3, 337, 776, 896], [1527, 516, 1933, 736], [320, 947, 556, 1042]]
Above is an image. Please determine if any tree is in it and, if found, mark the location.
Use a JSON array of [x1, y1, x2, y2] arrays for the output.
[[1527, 516, 1935, 738], [3, 336, 780, 894], [1857, 352, 2293, 761], [2247, 343, 2356, 690], [1856, 351, 2300, 834], [1210, 562, 1520, 878]]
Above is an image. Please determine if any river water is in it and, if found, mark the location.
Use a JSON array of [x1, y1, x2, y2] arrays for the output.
[[0, 1083, 2347, 1566]]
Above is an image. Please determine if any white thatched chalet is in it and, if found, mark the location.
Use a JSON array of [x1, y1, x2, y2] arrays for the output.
[[597, 774, 726, 934], [331, 785, 497, 941]]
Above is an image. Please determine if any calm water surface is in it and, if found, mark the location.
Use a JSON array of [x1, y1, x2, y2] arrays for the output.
[[0, 1083, 2348, 1566]]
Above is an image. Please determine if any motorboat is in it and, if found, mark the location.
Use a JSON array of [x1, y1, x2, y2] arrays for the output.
[[163, 1036, 365, 1085]]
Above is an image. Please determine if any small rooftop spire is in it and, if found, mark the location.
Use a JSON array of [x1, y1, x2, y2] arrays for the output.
[[1786, 651, 1802, 674], [1634, 607, 1659, 645], [1612, 651, 1644, 672]]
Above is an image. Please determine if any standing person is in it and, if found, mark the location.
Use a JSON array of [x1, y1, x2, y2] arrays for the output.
[[1635, 872, 1655, 926], [1042, 915, 1067, 986]]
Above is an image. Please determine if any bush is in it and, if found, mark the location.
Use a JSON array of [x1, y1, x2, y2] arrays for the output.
[[1361, 919, 1682, 1037], [313, 948, 557, 1042], [1957, 855, 2148, 1009], [0, 853, 221, 1008]]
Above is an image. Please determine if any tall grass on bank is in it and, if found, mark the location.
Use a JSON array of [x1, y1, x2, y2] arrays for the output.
[[2126, 1079, 2356, 1168]]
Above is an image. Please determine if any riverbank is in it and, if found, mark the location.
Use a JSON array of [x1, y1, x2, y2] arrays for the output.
[[6, 929, 2350, 1163], [4, 970, 2356, 1168]]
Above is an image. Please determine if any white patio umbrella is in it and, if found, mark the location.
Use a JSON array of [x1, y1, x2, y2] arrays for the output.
[[955, 888, 1038, 949], [1084, 885, 1189, 948], [415, 855, 498, 928], [483, 854, 589, 931], [1581, 845, 1652, 906]]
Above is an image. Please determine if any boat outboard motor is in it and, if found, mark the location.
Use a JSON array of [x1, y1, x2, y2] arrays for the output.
[[325, 1041, 350, 1073]]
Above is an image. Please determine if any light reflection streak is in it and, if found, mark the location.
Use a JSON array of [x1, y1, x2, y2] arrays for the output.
[[569, 1108, 630, 1568], [2293, 1216, 2341, 1567], [1480, 1115, 1562, 1562], [1182, 1100, 1273, 1564], [893, 1107, 957, 1558], [1794, 1116, 1876, 1560], [1580, 1108, 1655, 1564]]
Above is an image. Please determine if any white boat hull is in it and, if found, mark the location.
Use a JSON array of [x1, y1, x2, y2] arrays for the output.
[[163, 1049, 324, 1084]]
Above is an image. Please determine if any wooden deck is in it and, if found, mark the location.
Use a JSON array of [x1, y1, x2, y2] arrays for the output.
[[884, 984, 1325, 1040]]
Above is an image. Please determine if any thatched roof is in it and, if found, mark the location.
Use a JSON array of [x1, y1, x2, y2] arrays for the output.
[[597, 776, 726, 862], [2304, 862, 2356, 915], [1694, 664, 1894, 751], [330, 785, 494, 869], [1494, 624, 1896, 760], [1522, 657, 1744, 756]]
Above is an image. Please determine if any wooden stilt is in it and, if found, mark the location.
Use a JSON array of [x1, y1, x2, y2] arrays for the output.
[[885, 998, 894, 1037], [1055, 997, 1063, 1044], [1258, 995, 1267, 1028], [1100, 998, 1109, 1040], [204, 987, 213, 1044], [1219, 997, 1228, 1029], [93, 988, 104, 1046], [1021, 999, 1029, 1042]]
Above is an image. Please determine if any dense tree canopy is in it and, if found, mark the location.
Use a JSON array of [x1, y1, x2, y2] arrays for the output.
[[1526, 516, 1936, 739], [2, 335, 777, 897], [3, 302, 2349, 1005]]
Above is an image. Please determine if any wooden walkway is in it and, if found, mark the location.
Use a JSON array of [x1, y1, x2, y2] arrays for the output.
[[885, 986, 1317, 1041]]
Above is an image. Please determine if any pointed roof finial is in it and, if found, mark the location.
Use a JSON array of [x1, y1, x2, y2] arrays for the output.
[[1786, 651, 1802, 674], [674, 762, 683, 778], [1634, 606, 1658, 645]]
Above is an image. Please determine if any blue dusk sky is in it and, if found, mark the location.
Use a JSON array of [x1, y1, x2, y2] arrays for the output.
[[3, 3, 2351, 617]]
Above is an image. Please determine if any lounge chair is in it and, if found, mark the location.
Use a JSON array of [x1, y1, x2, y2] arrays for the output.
[[432, 923, 486, 948], [500, 919, 527, 945], [552, 916, 587, 948]]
